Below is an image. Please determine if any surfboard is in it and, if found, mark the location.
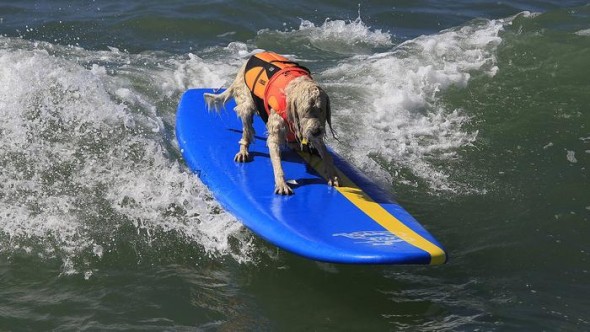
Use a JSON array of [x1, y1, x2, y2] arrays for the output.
[[176, 88, 447, 265]]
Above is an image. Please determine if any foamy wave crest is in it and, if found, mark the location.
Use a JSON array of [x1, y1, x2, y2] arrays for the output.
[[299, 17, 393, 53], [256, 16, 393, 55], [323, 18, 506, 192], [0, 37, 259, 274]]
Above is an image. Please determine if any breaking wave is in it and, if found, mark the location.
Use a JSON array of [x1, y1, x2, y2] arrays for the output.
[[0, 13, 519, 272]]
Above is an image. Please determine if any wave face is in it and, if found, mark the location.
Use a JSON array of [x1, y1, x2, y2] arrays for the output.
[[1, 2, 589, 331]]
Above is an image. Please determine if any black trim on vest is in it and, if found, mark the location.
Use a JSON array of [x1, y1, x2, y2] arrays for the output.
[[269, 60, 311, 75], [244, 56, 280, 123]]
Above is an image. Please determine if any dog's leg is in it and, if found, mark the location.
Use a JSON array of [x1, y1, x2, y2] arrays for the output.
[[202, 63, 255, 162], [312, 139, 339, 187], [234, 110, 254, 162], [267, 112, 293, 195], [205, 89, 254, 162], [232, 86, 256, 162]]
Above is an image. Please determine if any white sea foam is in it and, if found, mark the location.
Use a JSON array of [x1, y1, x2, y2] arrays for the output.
[[0, 37, 257, 273], [566, 150, 577, 164], [298, 17, 393, 53], [256, 16, 393, 55], [322, 18, 505, 192], [574, 28, 590, 36]]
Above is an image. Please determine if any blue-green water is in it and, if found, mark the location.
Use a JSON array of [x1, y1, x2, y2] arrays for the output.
[[1, 1, 589, 330]]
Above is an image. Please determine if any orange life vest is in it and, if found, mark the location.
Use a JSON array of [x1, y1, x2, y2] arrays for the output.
[[244, 52, 311, 142]]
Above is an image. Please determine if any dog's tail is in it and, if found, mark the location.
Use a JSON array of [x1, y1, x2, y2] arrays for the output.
[[203, 86, 234, 112]]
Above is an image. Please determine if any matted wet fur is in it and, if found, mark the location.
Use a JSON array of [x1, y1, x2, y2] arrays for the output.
[[203, 60, 339, 195]]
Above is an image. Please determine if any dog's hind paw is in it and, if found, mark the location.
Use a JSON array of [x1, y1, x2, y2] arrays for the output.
[[274, 182, 294, 195]]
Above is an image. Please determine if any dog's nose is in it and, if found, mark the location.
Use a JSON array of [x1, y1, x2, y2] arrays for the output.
[[311, 128, 322, 137]]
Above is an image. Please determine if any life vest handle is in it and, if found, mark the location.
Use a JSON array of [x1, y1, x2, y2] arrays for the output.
[[269, 60, 311, 76]]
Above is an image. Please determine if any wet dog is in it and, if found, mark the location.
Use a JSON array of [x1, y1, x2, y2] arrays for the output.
[[204, 51, 338, 195]]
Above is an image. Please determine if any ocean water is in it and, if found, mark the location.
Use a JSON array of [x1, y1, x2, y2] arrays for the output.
[[0, 0, 589, 330]]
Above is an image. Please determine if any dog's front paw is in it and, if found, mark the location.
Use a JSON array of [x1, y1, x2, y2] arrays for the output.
[[234, 151, 250, 162], [328, 176, 339, 187], [325, 166, 339, 187], [274, 181, 294, 195]]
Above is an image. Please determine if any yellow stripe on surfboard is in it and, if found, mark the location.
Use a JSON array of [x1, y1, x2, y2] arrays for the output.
[[298, 151, 446, 265]]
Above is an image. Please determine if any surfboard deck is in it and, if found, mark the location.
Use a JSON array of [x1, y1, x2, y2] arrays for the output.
[[176, 88, 447, 265]]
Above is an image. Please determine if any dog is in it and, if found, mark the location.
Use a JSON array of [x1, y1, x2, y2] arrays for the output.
[[204, 51, 339, 195]]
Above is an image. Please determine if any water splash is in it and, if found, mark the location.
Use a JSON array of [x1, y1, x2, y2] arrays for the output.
[[297, 16, 394, 54], [256, 14, 393, 55], [0, 37, 259, 274], [322, 18, 507, 193]]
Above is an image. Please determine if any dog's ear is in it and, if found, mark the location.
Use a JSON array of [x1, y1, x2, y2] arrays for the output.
[[287, 94, 302, 141], [325, 94, 338, 140]]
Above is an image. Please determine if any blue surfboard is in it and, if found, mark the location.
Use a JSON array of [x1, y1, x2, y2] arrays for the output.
[[176, 88, 447, 264]]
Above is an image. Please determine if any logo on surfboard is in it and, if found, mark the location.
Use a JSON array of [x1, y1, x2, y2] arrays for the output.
[[333, 231, 403, 246]]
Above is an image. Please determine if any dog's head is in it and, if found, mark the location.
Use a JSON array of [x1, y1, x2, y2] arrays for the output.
[[285, 77, 335, 145]]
